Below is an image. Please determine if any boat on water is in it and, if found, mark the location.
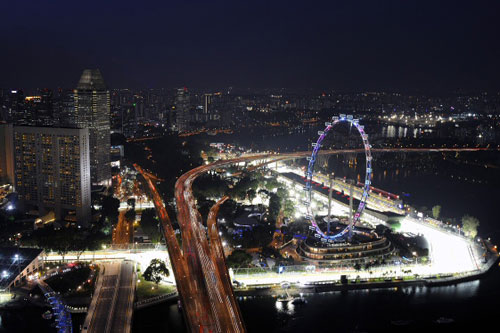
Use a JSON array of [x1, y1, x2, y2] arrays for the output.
[[276, 295, 294, 303], [42, 310, 53, 320], [435, 317, 454, 324], [292, 293, 307, 305], [291, 297, 307, 305]]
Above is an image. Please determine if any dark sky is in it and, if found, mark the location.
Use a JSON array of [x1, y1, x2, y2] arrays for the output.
[[1, 0, 499, 91]]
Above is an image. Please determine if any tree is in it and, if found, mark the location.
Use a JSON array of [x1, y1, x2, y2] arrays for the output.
[[101, 195, 120, 222], [140, 208, 161, 243], [264, 178, 280, 191], [143, 259, 170, 285], [127, 198, 136, 209], [71, 232, 88, 261], [283, 199, 295, 219], [258, 189, 269, 202], [125, 209, 136, 223], [462, 215, 480, 239], [261, 246, 281, 259], [50, 229, 74, 262], [432, 205, 441, 219], [246, 189, 256, 203], [225, 250, 252, 268], [85, 231, 108, 252], [268, 193, 281, 222], [193, 174, 228, 199]]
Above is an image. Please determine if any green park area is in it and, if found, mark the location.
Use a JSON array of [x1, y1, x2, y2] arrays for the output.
[[136, 273, 176, 301], [45, 263, 98, 298]]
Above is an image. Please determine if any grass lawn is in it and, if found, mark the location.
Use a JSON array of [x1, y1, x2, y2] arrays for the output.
[[136, 273, 176, 301]]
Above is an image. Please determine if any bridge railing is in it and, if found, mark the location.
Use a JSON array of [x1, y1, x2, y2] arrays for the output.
[[37, 280, 73, 333], [134, 292, 178, 309], [65, 305, 88, 313], [233, 261, 430, 278]]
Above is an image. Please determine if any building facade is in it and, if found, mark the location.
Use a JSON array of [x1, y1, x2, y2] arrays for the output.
[[65, 69, 111, 185], [175, 87, 190, 132], [12, 126, 91, 225], [0, 124, 14, 185]]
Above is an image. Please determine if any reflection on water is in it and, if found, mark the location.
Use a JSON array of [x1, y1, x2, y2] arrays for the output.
[[382, 125, 414, 138], [238, 268, 499, 333], [275, 300, 295, 315], [381, 125, 434, 139]]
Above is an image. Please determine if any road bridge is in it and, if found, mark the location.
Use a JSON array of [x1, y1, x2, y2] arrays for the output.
[[82, 260, 135, 333]]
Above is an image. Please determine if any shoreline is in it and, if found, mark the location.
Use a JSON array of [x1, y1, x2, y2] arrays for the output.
[[234, 255, 500, 297], [3, 256, 497, 311]]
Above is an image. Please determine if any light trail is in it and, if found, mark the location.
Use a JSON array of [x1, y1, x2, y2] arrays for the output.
[[131, 147, 494, 331]]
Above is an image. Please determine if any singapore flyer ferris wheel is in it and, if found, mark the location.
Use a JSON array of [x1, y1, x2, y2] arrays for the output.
[[304, 114, 372, 241]]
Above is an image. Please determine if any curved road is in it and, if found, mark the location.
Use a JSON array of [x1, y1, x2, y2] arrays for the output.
[[135, 147, 496, 332]]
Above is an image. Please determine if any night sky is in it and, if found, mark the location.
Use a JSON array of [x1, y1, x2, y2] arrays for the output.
[[1, 0, 499, 91]]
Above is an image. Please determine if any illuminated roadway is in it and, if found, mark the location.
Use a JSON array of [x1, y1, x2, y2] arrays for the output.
[[113, 210, 133, 245], [82, 260, 135, 333], [134, 147, 495, 332]]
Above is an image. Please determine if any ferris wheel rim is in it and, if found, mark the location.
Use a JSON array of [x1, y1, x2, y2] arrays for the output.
[[305, 115, 372, 241]]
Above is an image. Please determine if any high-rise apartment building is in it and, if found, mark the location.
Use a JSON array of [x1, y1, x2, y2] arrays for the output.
[[175, 87, 190, 132], [0, 124, 14, 185], [12, 126, 91, 225], [65, 69, 111, 185]]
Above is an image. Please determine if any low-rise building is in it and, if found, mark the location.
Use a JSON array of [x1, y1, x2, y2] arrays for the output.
[[0, 247, 45, 292]]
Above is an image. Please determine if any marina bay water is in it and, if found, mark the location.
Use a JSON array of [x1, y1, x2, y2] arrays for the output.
[[132, 266, 500, 332]]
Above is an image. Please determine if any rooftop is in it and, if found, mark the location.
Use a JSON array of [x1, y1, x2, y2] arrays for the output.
[[76, 69, 107, 90], [0, 247, 44, 290]]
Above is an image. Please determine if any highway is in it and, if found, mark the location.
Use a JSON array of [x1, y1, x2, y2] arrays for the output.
[[82, 260, 135, 333], [134, 147, 494, 332], [135, 164, 204, 332], [83, 262, 120, 333], [113, 211, 133, 245], [109, 260, 135, 333]]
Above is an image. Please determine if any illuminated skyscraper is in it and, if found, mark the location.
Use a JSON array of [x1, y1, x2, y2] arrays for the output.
[[66, 69, 111, 185], [175, 87, 190, 132], [12, 126, 91, 225], [203, 93, 212, 116]]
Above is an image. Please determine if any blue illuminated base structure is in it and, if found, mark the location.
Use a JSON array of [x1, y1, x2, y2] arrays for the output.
[[38, 280, 73, 333]]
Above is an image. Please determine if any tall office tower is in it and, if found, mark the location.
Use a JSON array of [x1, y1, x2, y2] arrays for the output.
[[8, 90, 27, 125], [37, 88, 55, 126], [12, 126, 91, 225], [70, 69, 111, 185], [203, 93, 212, 118], [175, 87, 190, 132], [0, 90, 8, 122], [0, 124, 14, 185]]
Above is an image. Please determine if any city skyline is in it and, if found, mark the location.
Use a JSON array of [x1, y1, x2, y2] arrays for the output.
[[0, 2, 499, 332], [1, 1, 499, 92]]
